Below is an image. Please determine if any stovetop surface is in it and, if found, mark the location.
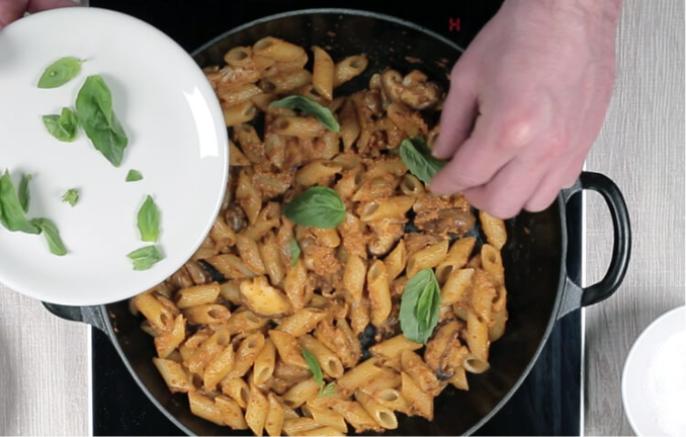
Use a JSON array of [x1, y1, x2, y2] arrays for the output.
[[90, 1, 582, 435]]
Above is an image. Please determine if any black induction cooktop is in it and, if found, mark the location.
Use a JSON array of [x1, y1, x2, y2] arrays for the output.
[[89, 1, 582, 435]]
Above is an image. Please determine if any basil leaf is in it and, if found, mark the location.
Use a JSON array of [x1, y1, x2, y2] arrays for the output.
[[31, 218, 67, 256], [0, 171, 40, 234], [127, 245, 164, 271], [18, 174, 31, 213], [43, 107, 78, 142], [126, 169, 143, 182], [289, 239, 301, 266], [75, 75, 128, 167], [302, 348, 324, 388], [137, 195, 161, 243], [62, 188, 79, 207], [399, 269, 441, 344], [399, 137, 446, 185], [284, 187, 345, 229], [37, 57, 82, 89], [319, 382, 336, 398], [270, 95, 340, 132]]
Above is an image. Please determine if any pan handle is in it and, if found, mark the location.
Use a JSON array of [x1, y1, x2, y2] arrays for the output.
[[42, 303, 109, 332], [557, 171, 632, 319]]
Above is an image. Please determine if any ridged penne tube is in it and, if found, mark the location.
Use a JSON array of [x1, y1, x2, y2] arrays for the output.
[[153, 358, 192, 393], [400, 371, 433, 420], [303, 403, 347, 433], [226, 332, 265, 379], [265, 393, 285, 437], [359, 196, 415, 222], [367, 260, 391, 327], [449, 366, 469, 390], [262, 69, 312, 93], [479, 211, 507, 250], [296, 160, 342, 187], [253, 36, 307, 62], [203, 344, 235, 390], [283, 260, 307, 310], [278, 307, 329, 337], [252, 339, 276, 386], [399, 174, 425, 196], [406, 239, 449, 277], [283, 378, 320, 408], [220, 83, 262, 107], [343, 254, 366, 302], [470, 270, 497, 322], [329, 400, 382, 433], [176, 283, 221, 309], [184, 303, 231, 325], [216, 395, 249, 429], [236, 234, 267, 275], [225, 309, 268, 335], [481, 243, 505, 285], [245, 383, 269, 436], [272, 116, 325, 139], [359, 367, 401, 394], [207, 254, 255, 280], [373, 388, 409, 414], [223, 46, 253, 67], [259, 235, 285, 286], [336, 358, 382, 396], [349, 297, 370, 335], [210, 215, 237, 249], [133, 292, 176, 333], [441, 268, 474, 306], [354, 390, 398, 429], [282, 417, 320, 436], [338, 98, 360, 151], [154, 314, 186, 358], [223, 100, 257, 126], [188, 391, 224, 426], [369, 335, 422, 360], [334, 55, 368, 87], [269, 330, 308, 369], [400, 350, 441, 396], [435, 237, 476, 284], [384, 240, 407, 281], [465, 310, 490, 368], [221, 378, 251, 409], [363, 157, 407, 178], [312, 46, 334, 100], [424, 320, 461, 373], [299, 335, 345, 378]]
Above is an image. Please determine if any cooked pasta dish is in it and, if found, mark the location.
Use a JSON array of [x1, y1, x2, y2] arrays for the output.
[[132, 36, 508, 436]]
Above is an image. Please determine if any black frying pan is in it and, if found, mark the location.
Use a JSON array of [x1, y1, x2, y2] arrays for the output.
[[44, 9, 632, 436]]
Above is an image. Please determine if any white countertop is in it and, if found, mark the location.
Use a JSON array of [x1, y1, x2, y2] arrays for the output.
[[0, 0, 683, 435]]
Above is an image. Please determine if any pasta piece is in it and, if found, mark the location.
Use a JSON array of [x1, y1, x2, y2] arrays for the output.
[[176, 283, 221, 309], [299, 335, 345, 379], [343, 254, 366, 302], [224, 100, 257, 126], [282, 417, 320, 436], [435, 237, 476, 284], [367, 260, 392, 327], [207, 254, 255, 280], [252, 339, 277, 386], [224, 46, 253, 68], [441, 268, 474, 306], [184, 304, 231, 325], [303, 403, 347, 433], [269, 330, 308, 369], [329, 399, 381, 433], [246, 383, 269, 436], [359, 196, 415, 222], [336, 358, 382, 396], [153, 358, 192, 393], [406, 239, 449, 277], [236, 234, 267, 275], [133, 292, 176, 333], [259, 234, 285, 286], [384, 240, 407, 281], [449, 366, 469, 391], [221, 378, 251, 409], [272, 116, 325, 139], [479, 211, 507, 250], [300, 426, 345, 436], [296, 161, 342, 187], [278, 307, 328, 337], [338, 98, 360, 151], [154, 314, 186, 358], [265, 393, 285, 437], [481, 243, 505, 285], [283, 260, 308, 310], [188, 391, 224, 426], [369, 335, 422, 360], [349, 297, 370, 336], [354, 390, 398, 429], [464, 310, 490, 372], [254, 37, 308, 62], [282, 378, 320, 408], [203, 344, 235, 390], [372, 388, 410, 414], [400, 350, 441, 396], [221, 83, 263, 107], [262, 69, 312, 93], [334, 55, 368, 87], [210, 215, 237, 249], [400, 371, 433, 420], [216, 395, 249, 429], [399, 174, 424, 196], [225, 309, 269, 335], [226, 332, 266, 379], [312, 46, 334, 100], [185, 327, 231, 375]]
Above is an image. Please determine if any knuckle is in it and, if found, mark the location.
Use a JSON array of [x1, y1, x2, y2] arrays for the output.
[[498, 115, 536, 149]]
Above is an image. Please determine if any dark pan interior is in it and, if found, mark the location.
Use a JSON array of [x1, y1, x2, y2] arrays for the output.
[[104, 10, 564, 436]]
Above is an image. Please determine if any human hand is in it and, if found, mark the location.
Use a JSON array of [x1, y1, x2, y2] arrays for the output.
[[0, 0, 74, 28], [430, 0, 622, 218]]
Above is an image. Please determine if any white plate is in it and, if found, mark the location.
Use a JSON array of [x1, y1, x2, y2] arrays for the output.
[[0, 8, 228, 305], [622, 305, 686, 436]]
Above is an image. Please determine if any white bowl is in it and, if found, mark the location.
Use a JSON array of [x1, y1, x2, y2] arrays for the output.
[[0, 8, 228, 305], [622, 305, 686, 436]]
